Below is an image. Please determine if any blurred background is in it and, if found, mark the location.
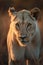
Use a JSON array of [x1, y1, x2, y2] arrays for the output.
[[0, 0, 43, 12], [0, 0, 43, 65]]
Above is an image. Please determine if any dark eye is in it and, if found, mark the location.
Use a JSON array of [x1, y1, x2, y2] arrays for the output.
[[27, 23, 32, 28], [27, 23, 32, 32], [15, 23, 20, 30]]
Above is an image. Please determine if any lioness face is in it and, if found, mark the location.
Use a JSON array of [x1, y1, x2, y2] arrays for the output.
[[10, 10, 36, 46], [8, 7, 40, 46]]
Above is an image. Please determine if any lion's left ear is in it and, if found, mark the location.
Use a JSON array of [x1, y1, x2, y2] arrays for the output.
[[30, 7, 40, 20]]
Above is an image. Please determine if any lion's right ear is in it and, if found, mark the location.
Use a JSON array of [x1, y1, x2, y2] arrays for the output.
[[8, 7, 17, 17]]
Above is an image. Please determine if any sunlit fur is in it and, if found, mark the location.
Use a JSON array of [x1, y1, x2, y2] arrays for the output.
[[7, 8, 41, 65]]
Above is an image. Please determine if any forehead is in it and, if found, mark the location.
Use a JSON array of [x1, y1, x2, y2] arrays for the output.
[[14, 10, 35, 23]]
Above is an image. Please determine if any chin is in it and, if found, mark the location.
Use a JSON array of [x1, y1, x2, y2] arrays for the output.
[[18, 40, 29, 47], [18, 40, 27, 47]]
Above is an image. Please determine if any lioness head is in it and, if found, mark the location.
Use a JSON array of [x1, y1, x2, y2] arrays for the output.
[[8, 7, 40, 46]]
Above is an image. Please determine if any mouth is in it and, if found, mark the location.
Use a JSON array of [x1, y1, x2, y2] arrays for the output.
[[17, 37, 29, 46], [18, 36, 29, 44], [21, 40, 28, 43], [19, 38, 29, 44]]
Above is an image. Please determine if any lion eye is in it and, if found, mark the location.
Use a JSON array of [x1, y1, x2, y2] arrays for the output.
[[15, 23, 20, 30], [27, 23, 32, 32], [27, 23, 32, 28]]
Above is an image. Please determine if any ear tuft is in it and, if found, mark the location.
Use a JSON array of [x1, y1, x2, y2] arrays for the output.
[[30, 7, 40, 20]]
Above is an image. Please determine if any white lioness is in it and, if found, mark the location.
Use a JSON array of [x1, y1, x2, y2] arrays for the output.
[[7, 7, 41, 65]]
